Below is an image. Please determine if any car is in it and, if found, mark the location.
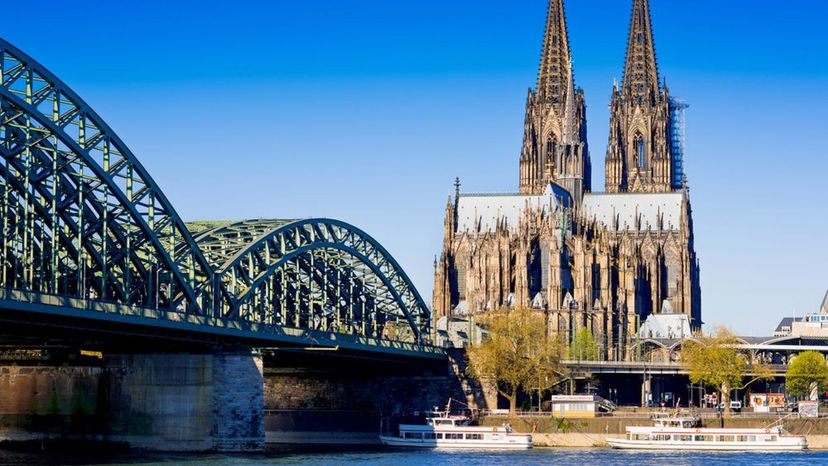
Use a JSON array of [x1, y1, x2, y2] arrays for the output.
[[717, 401, 742, 412]]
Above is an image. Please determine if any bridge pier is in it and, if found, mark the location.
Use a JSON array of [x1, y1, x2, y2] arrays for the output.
[[103, 350, 264, 451]]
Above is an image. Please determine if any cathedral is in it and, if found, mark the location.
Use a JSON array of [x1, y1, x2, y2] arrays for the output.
[[433, 0, 702, 361]]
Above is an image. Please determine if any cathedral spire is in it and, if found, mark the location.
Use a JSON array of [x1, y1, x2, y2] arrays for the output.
[[561, 61, 576, 145], [622, 0, 660, 103], [537, 0, 571, 105]]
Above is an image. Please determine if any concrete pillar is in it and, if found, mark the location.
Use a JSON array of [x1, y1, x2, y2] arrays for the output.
[[104, 351, 264, 452], [641, 375, 651, 408]]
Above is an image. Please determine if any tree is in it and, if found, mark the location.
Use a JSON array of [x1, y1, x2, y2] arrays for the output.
[[466, 307, 565, 416], [682, 327, 773, 414], [568, 327, 601, 361], [786, 351, 828, 399]]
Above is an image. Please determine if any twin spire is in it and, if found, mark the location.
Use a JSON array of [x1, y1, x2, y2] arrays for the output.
[[537, 0, 577, 145], [539, 0, 660, 105], [521, 0, 669, 196], [537, 0, 572, 106], [622, 0, 660, 102]]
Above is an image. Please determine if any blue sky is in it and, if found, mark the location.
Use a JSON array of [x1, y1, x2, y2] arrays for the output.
[[4, 0, 826, 335]]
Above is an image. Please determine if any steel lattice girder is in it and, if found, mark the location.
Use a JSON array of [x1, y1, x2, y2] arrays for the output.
[[0, 38, 432, 347], [200, 219, 431, 341], [0, 39, 214, 312]]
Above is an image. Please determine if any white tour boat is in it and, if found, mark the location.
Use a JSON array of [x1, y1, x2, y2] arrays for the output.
[[607, 413, 807, 451], [379, 402, 532, 449]]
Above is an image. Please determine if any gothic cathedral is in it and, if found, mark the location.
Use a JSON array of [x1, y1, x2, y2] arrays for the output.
[[433, 0, 701, 361]]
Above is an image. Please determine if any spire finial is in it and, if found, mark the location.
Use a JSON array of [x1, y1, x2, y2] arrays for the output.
[[622, 0, 659, 102], [537, 0, 572, 105], [454, 177, 461, 198]]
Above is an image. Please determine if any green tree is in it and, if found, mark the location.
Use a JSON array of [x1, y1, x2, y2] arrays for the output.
[[682, 327, 773, 414], [466, 307, 565, 416], [568, 327, 601, 361], [786, 351, 828, 399]]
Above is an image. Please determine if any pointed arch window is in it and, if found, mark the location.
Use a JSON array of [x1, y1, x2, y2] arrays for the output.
[[635, 133, 646, 169], [547, 134, 557, 174], [547, 134, 557, 154]]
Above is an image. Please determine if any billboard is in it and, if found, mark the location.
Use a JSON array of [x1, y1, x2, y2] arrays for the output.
[[799, 400, 819, 418]]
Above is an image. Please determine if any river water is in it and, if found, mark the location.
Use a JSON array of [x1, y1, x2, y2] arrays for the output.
[[0, 447, 824, 466]]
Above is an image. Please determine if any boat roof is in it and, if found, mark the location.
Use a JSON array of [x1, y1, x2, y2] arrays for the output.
[[627, 426, 785, 434]]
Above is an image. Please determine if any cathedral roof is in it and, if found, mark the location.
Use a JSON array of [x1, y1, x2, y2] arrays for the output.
[[581, 192, 683, 232], [456, 188, 562, 233], [638, 313, 691, 339]]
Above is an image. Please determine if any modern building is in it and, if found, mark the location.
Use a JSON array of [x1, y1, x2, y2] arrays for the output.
[[433, 0, 701, 361], [785, 290, 828, 337], [772, 317, 802, 337]]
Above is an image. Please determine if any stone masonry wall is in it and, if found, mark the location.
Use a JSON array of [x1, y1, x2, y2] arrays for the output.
[[103, 351, 264, 452], [103, 353, 214, 451], [0, 365, 101, 441], [212, 352, 264, 451]]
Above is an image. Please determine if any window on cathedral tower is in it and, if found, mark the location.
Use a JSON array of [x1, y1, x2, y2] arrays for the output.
[[636, 134, 646, 169], [547, 135, 556, 155]]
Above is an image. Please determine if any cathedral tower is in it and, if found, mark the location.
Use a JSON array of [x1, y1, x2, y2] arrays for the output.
[[434, 0, 701, 358], [518, 0, 590, 203], [605, 0, 682, 193]]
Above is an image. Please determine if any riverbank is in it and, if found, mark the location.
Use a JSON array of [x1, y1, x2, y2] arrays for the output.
[[475, 415, 828, 449]]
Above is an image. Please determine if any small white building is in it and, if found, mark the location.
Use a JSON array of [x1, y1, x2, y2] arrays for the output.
[[549, 395, 601, 418]]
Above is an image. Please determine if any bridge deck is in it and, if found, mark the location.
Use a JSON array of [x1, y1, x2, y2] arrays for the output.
[[0, 288, 443, 360]]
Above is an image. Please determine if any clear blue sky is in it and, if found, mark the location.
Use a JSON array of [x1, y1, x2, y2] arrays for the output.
[[4, 0, 826, 336]]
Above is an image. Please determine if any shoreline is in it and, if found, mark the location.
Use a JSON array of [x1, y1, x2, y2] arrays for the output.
[[529, 433, 828, 449]]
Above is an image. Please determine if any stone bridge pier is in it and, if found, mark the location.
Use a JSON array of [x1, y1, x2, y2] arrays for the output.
[[0, 349, 265, 452], [103, 351, 265, 451]]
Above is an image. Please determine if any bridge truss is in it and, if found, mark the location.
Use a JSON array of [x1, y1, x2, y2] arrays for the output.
[[0, 38, 432, 351]]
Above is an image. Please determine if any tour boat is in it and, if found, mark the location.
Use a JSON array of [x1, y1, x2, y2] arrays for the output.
[[607, 413, 807, 451], [379, 402, 532, 449]]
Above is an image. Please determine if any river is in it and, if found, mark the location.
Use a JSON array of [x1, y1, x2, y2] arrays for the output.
[[0, 447, 824, 465]]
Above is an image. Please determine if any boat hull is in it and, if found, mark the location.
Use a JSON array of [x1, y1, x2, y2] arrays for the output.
[[607, 437, 807, 451], [379, 435, 532, 450]]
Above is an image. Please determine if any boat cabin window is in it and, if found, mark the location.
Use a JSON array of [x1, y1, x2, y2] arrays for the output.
[[433, 419, 455, 426], [465, 433, 483, 440], [718, 435, 735, 442], [764, 435, 778, 442], [674, 434, 693, 441], [445, 433, 463, 440], [424, 433, 437, 439], [404, 432, 423, 439], [653, 434, 670, 441], [435, 433, 443, 439]]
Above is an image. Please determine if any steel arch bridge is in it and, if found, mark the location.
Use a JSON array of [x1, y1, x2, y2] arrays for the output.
[[0, 38, 435, 357]]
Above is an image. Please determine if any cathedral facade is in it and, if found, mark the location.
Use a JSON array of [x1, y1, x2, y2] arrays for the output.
[[433, 0, 701, 361]]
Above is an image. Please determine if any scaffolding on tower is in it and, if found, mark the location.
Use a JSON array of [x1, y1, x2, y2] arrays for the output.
[[669, 97, 689, 190]]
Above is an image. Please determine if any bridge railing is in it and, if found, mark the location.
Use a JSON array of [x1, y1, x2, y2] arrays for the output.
[[0, 287, 443, 357]]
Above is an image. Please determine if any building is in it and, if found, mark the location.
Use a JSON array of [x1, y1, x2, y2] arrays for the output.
[[433, 0, 701, 361], [548, 395, 604, 418], [785, 290, 828, 337], [638, 302, 692, 340], [772, 317, 802, 337], [434, 316, 486, 348]]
